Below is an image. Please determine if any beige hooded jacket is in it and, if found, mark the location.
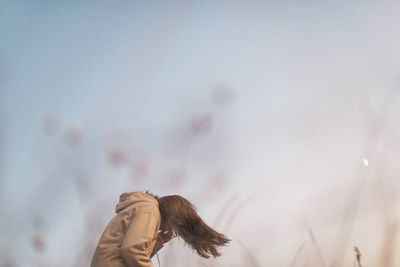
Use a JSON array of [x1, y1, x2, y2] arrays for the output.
[[91, 192, 163, 267]]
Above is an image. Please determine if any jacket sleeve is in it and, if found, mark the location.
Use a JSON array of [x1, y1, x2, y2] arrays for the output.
[[120, 205, 160, 267]]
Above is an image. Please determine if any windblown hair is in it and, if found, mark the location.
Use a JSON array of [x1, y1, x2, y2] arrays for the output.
[[144, 190, 159, 200], [157, 195, 230, 258]]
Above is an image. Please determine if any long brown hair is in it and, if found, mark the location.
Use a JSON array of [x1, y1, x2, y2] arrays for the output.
[[157, 195, 230, 258]]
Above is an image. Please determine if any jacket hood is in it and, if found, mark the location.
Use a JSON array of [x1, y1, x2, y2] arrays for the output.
[[115, 191, 158, 213]]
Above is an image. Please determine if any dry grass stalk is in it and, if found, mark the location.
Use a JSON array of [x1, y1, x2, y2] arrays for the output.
[[212, 192, 241, 227], [237, 239, 261, 267], [353, 246, 362, 267], [308, 228, 326, 267], [375, 156, 399, 267], [290, 241, 306, 267], [378, 222, 398, 267], [224, 194, 257, 232]]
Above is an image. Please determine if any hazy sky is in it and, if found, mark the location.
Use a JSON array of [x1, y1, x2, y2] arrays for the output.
[[1, 1, 400, 266]]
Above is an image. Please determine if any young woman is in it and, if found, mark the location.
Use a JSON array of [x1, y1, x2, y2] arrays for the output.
[[90, 191, 230, 267]]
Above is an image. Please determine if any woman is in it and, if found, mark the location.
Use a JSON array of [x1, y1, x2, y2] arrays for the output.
[[90, 191, 230, 267]]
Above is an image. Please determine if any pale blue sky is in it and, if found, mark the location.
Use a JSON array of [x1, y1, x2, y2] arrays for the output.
[[1, 1, 400, 266]]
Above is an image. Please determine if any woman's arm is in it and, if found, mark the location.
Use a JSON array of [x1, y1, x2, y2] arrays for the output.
[[120, 206, 160, 267], [150, 228, 173, 258]]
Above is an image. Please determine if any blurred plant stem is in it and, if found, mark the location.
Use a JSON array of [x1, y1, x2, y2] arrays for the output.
[[330, 91, 400, 267]]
